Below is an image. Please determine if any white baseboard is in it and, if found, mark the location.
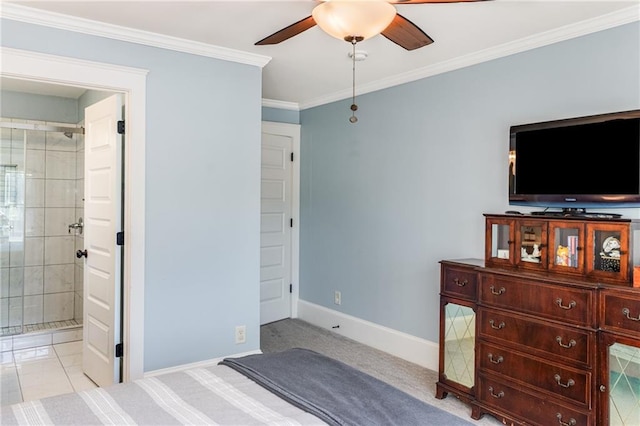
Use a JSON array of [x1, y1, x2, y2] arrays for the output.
[[297, 300, 439, 371], [144, 349, 262, 378]]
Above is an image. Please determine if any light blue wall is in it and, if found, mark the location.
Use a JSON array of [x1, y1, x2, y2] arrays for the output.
[[1, 90, 78, 122], [299, 22, 640, 342], [2, 19, 263, 371], [1, 89, 112, 123], [262, 106, 300, 124]]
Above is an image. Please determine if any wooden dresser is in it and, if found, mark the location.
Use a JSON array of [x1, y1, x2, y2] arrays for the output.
[[436, 214, 640, 426]]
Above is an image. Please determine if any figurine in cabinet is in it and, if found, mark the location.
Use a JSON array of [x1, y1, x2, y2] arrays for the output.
[[531, 244, 541, 258], [557, 245, 569, 266]]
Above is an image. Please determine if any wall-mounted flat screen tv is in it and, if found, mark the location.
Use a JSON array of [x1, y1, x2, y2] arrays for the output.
[[509, 109, 640, 210]]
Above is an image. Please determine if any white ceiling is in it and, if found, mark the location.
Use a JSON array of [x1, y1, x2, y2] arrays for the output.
[[2, 1, 639, 108]]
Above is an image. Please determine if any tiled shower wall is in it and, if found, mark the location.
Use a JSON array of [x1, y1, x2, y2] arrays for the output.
[[0, 118, 84, 331]]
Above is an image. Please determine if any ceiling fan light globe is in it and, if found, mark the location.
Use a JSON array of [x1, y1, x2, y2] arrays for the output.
[[312, 1, 396, 42]]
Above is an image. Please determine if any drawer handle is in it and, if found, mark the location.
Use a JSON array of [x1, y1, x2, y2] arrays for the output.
[[453, 278, 468, 287], [488, 386, 504, 399], [556, 413, 577, 426], [489, 319, 505, 330], [622, 307, 640, 322], [490, 286, 506, 295], [554, 374, 575, 388], [555, 298, 576, 310], [556, 336, 577, 349], [488, 353, 504, 364]]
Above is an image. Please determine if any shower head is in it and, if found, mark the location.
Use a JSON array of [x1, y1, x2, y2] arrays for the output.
[[63, 131, 74, 139]]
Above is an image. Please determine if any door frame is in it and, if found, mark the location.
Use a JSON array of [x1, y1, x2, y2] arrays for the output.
[[262, 121, 301, 319], [1, 47, 147, 381]]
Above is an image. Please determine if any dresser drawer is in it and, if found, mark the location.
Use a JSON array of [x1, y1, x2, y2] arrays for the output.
[[480, 274, 594, 327], [600, 289, 640, 338], [441, 264, 477, 300], [477, 373, 592, 426], [478, 342, 591, 406], [478, 307, 594, 366]]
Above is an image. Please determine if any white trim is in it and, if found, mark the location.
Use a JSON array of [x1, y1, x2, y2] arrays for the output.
[[297, 300, 439, 371], [143, 349, 263, 378], [299, 4, 640, 110], [1, 3, 271, 68], [1, 47, 147, 382], [261, 121, 301, 320], [262, 99, 300, 111]]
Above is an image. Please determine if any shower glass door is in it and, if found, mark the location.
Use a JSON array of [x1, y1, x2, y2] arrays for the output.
[[1, 124, 26, 336]]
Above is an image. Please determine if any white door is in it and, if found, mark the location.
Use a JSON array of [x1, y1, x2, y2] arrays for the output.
[[260, 128, 294, 324], [82, 94, 123, 387]]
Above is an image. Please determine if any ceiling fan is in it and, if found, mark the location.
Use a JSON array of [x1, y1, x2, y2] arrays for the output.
[[255, 0, 489, 51]]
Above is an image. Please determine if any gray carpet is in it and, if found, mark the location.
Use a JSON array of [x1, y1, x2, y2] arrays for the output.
[[261, 318, 502, 425]]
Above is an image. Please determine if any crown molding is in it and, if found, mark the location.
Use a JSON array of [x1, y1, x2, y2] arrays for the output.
[[299, 4, 640, 110], [262, 99, 300, 111], [0, 3, 272, 68], [3, 2, 637, 108]]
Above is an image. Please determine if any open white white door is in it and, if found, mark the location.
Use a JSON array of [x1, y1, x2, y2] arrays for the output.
[[260, 128, 294, 325], [82, 94, 123, 387]]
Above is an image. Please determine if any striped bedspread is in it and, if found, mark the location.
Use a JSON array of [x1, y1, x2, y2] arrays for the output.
[[1, 363, 326, 425]]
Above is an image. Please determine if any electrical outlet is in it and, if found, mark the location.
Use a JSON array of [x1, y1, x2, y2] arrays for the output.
[[235, 325, 246, 344], [334, 291, 341, 305]]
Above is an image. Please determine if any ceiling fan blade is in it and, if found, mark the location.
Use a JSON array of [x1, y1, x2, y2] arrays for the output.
[[382, 14, 434, 51], [391, 0, 489, 3], [255, 16, 316, 45]]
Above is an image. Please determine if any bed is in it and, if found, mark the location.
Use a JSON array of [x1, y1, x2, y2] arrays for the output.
[[1, 348, 472, 425]]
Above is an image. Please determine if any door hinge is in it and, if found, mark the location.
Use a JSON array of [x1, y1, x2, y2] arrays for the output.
[[115, 343, 123, 358], [117, 120, 125, 134], [290, 152, 294, 162], [290, 218, 293, 228], [290, 283, 293, 293], [116, 231, 124, 246]]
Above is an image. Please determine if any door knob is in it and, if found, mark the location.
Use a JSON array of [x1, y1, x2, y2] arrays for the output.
[[76, 249, 88, 259]]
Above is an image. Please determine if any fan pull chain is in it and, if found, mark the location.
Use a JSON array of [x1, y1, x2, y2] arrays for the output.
[[349, 37, 358, 124]]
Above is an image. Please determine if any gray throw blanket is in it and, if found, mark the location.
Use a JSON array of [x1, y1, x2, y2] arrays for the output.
[[220, 348, 472, 426]]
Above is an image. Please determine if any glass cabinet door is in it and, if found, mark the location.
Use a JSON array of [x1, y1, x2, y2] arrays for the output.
[[600, 334, 640, 426], [548, 221, 585, 275], [485, 218, 515, 268], [440, 301, 475, 386], [515, 220, 547, 270], [586, 223, 629, 282], [437, 299, 476, 400]]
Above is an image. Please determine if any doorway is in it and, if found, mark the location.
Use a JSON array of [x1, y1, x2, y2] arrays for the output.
[[1, 47, 147, 386], [0, 91, 126, 404], [260, 121, 301, 325]]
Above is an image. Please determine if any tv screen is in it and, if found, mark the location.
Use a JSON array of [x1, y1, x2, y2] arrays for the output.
[[509, 110, 640, 208]]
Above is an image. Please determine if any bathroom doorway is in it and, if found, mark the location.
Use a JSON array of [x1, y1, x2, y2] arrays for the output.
[[1, 47, 147, 390], [0, 79, 131, 402]]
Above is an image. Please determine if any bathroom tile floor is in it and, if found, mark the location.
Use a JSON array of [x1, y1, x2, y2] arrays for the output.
[[0, 341, 97, 406]]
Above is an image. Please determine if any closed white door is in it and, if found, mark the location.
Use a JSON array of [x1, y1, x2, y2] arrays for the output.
[[260, 128, 294, 324], [82, 94, 123, 387]]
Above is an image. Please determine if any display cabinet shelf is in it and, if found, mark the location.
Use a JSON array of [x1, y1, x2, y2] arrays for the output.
[[485, 214, 640, 285]]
